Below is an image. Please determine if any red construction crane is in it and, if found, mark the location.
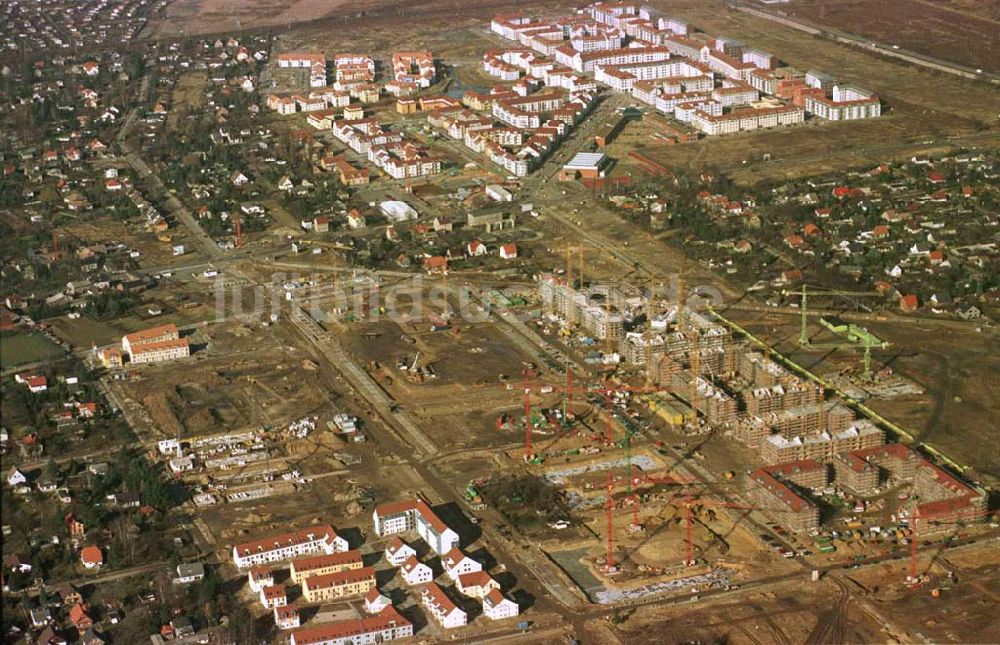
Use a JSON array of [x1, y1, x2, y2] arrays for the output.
[[604, 469, 616, 571]]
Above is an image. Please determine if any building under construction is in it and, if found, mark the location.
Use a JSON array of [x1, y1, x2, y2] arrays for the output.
[[760, 402, 856, 439], [538, 273, 631, 341], [761, 420, 885, 464], [745, 467, 820, 533]]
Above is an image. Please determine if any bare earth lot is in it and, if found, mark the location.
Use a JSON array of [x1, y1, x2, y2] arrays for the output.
[[785, 0, 1000, 73]]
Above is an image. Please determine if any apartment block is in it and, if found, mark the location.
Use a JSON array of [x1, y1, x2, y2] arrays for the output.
[[302, 567, 376, 603], [232, 525, 348, 569], [290, 550, 363, 584], [289, 607, 412, 645]]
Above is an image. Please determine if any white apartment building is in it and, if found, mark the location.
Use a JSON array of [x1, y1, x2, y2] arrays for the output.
[[372, 500, 460, 555], [288, 607, 413, 645], [232, 525, 348, 569], [421, 583, 467, 629]]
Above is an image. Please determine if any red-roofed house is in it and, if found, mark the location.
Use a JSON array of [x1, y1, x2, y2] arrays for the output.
[[456, 571, 500, 598], [483, 588, 519, 620], [260, 584, 287, 609], [421, 582, 467, 629], [442, 548, 482, 580], [363, 588, 391, 614], [899, 294, 919, 312], [400, 555, 433, 585], [499, 243, 518, 260], [275, 605, 300, 630], [467, 239, 487, 257], [69, 604, 93, 630], [80, 546, 103, 569], [384, 537, 416, 567]]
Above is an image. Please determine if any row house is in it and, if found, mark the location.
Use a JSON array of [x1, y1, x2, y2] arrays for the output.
[[558, 44, 672, 73], [128, 338, 190, 364], [302, 567, 376, 603], [306, 110, 339, 130], [369, 141, 441, 180], [483, 56, 521, 81], [288, 607, 412, 645], [742, 48, 774, 70], [662, 36, 704, 60], [570, 30, 623, 53], [762, 458, 828, 490], [289, 549, 363, 584], [421, 583, 467, 629], [267, 94, 297, 115], [294, 95, 327, 112], [277, 52, 325, 68], [232, 525, 348, 569], [674, 98, 721, 123]]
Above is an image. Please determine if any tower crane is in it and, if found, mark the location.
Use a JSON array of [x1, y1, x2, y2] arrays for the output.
[[782, 285, 890, 380]]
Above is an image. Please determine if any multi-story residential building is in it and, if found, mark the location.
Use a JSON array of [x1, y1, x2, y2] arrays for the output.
[[122, 324, 179, 355], [302, 567, 376, 603], [232, 525, 348, 569], [288, 606, 413, 645], [372, 499, 460, 555], [275, 605, 301, 630], [832, 452, 880, 493], [761, 421, 885, 464], [746, 468, 820, 533], [421, 583, 467, 629], [804, 85, 881, 121], [290, 550, 363, 584], [483, 589, 519, 620], [128, 338, 190, 364], [690, 104, 804, 136], [763, 459, 827, 490]]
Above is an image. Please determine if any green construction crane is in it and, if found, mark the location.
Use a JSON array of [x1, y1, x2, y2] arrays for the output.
[[782, 286, 889, 380]]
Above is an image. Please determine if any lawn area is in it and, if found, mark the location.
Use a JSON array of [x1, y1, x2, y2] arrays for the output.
[[0, 333, 65, 371]]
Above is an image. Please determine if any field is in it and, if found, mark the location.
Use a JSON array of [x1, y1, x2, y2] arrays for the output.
[[602, 0, 1000, 185], [0, 333, 64, 370], [785, 0, 1000, 73]]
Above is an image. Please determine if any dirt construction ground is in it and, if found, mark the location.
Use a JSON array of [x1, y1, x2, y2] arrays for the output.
[[785, 0, 1000, 73]]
